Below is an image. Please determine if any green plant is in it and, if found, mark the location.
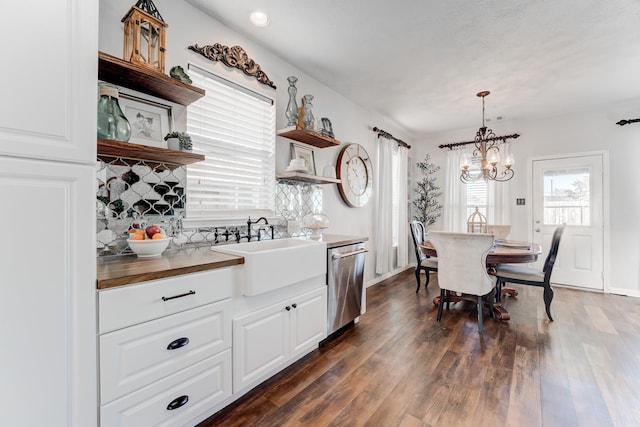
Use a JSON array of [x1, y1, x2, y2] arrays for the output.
[[412, 153, 443, 228], [164, 131, 192, 151]]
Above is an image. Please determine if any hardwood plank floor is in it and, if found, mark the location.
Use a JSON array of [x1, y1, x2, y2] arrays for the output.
[[198, 269, 640, 427]]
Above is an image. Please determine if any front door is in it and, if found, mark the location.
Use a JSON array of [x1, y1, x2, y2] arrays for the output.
[[532, 154, 604, 290]]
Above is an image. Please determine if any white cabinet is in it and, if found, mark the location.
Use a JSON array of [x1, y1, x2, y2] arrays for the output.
[[233, 286, 327, 392], [98, 269, 234, 426], [0, 1, 98, 426]]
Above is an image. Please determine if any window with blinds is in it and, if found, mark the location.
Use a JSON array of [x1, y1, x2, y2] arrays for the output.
[[466, 158, 488, 218], [186, 65, 276, 220]]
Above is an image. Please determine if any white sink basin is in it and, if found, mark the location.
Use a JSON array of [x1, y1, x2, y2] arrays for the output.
[[213, 238, 327, 296]]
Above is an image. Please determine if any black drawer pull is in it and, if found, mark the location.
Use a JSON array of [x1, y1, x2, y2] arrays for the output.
[[161, 290, 195, 302], [167, 337, 190, 350], [292, 303, 297, 309], [166, 395, 189, 411], [285, 305, 291, 311]]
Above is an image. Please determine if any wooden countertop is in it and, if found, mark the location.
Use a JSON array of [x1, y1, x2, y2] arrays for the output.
[[97, 246, 244, 289], [319, 234, 369, 248], [97, 235, 368, 289]]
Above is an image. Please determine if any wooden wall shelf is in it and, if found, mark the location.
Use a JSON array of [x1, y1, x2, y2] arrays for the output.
[[276, 172, 341, 185], [277, 127, 341, 149], [98, 51, 205, 106], [98, 138, 204, 168]]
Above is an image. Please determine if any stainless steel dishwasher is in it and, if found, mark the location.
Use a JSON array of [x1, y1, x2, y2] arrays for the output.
[[327, 242, 367, 335]]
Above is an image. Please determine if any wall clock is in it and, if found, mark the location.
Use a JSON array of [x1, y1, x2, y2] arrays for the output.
[[336, 143, 373, 208]]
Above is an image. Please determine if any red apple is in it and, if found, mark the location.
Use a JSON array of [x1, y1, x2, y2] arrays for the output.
[[145, 225, 162, 239]]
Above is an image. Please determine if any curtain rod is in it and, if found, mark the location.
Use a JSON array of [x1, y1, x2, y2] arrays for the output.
[[372, 127, 411, 149], [438, 133, 520, 150], [616, 118, 640, 126]]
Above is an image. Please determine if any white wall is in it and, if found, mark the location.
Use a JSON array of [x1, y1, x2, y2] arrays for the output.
[[99, 0, 412, 283], [413, 99, 640, 296]]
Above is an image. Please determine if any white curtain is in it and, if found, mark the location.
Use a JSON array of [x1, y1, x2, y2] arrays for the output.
[[443, 147, 469, 232], [487, 180, 511, 224], [397, 145, 409, 267], [375, 138, 394, 274], [487, 142, 512, 224]]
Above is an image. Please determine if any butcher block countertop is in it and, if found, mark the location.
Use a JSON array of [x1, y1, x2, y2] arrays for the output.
[[97, 246, 244, 289], [97, 235, 368, 290]]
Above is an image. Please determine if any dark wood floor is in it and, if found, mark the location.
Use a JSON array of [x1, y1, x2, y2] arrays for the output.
[[199, 269, 640, 427]]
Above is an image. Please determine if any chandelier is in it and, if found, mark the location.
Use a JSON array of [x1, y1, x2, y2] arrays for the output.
[[459, 91, 519, 183]]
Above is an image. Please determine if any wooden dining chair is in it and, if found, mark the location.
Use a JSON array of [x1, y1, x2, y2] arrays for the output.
[[409, 220, 438, 293], [427, 231, 496, 332], [495, 224, 565, 321]]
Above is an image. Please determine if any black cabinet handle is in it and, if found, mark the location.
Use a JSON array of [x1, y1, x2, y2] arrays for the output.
[[162, 290, 195, 302], [285, 305, 291, 311], [166, 395, 189, 411], [166, 337, 190, 350], [292, 303, 297, 309]]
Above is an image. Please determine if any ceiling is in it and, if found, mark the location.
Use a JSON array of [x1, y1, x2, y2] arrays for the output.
[[185, 0, 640, 139]]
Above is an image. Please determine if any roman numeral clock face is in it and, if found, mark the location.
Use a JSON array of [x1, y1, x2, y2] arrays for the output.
[[336, 143, 373, 208]]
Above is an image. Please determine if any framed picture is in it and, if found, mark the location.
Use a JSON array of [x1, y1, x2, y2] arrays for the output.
[[320, 117, 334, 138], [291, 143, 316, 175], [119, 92, 173, 148]]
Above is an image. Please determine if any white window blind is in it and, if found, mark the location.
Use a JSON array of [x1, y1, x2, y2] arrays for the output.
[[186, 65, 275, 220], [466, 158, 488, 218]]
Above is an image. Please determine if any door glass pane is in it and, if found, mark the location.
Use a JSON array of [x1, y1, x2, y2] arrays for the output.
[[543, 167, 590, 225]]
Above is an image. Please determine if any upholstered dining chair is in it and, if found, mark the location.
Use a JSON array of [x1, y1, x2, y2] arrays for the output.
[[409, 220, 438, 293], [487, 225, 512, 240], [427, 231, 496, 332], [495, 224, 565, 321]]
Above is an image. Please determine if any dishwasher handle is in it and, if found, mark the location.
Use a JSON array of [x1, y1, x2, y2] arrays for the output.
[[332, 249, 369, 259]]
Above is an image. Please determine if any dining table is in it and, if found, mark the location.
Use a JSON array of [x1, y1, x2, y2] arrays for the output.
[[420, 239, 542, 321]]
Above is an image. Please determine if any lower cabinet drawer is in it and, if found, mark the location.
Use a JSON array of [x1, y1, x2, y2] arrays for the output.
[[100, 349, 231, 427], [99, 268, 233, 334], [100, 300, 231, 404]]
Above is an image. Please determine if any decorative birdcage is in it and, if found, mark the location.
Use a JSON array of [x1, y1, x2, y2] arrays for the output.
[[467, 206, 487, 233], [122, 0, 168, 73]]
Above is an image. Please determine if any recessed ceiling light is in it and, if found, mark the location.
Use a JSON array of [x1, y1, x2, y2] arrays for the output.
[[249, 10, 270, 27]]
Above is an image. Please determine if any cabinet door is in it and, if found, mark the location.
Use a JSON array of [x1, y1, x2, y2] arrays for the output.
[[0, 0, 97, 164], [0, 158, 96, 426], [290, 287, 328, 359], [233, 301, 289, 392]]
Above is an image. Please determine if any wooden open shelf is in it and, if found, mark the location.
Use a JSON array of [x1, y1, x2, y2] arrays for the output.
[[98, 138, 204, 168], [276, 172, 341, 185], [98, 51, 205, 106], [277, 126, 341, 149]]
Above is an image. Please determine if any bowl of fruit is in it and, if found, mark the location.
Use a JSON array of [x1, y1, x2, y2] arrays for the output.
[[127, 225, 171, 257]]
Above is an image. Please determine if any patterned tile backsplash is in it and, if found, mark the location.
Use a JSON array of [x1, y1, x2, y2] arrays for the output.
[[96, 156, 323, 257]]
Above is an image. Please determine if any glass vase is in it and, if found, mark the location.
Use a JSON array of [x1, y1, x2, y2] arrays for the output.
[[285, 76, 299, 127], [97, 83, 131, 142], [302, 94, 315, 130]]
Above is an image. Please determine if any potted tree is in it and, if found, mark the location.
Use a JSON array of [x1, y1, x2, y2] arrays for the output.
[[413, 153, 443, 228], [164, 131, 192, 151]]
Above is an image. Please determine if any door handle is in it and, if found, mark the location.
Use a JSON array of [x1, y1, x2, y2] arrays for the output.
[[332, 249, 369, 259], [535, 228, 541, 232], [535, 220, 541, 224]]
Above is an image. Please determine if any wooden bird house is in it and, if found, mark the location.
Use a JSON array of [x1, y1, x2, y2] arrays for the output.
[[122, 0, 168, 73]]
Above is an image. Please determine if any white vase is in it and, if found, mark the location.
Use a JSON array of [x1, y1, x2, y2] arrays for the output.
[[322, 163, 336, 179], [166, 138, 180, 150]]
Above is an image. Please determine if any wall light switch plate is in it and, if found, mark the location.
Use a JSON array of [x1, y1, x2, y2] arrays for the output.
[[516, 198, 526, 205]]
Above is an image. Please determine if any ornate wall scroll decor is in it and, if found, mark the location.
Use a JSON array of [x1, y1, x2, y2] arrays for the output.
[[188, 43, 276, 89]]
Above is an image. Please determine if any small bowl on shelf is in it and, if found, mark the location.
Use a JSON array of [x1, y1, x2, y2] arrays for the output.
[[127, 237, 171, 257]]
